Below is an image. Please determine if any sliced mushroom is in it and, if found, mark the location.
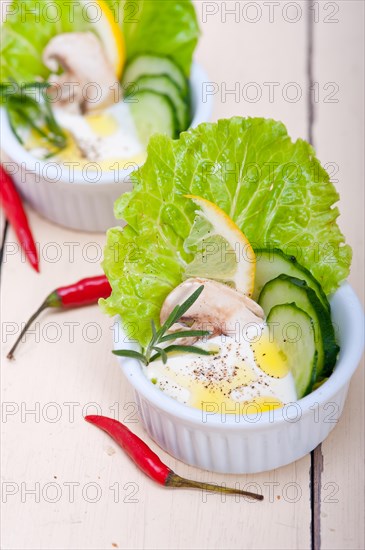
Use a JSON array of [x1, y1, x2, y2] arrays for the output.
[[43, 32, 118, 113], [160, 278, 265, 345]]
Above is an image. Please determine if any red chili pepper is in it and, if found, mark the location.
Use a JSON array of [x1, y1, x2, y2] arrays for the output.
[[85, 415, 264, 501], [0, 165, 39, 272], [7, 275, 111, 359]]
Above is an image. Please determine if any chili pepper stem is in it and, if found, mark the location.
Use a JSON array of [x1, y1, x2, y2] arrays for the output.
[[166, 472, 264, 501], [6, 277, 111, 360], [7, 297, 50, 360]]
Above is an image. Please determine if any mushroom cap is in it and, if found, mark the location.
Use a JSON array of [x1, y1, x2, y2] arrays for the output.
[[42, 32, 118, 113], [160, 278, 265, 340]]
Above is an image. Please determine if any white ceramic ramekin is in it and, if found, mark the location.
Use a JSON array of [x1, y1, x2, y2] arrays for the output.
[[0, 63, 212, 233], [114, 283, 364, 474]]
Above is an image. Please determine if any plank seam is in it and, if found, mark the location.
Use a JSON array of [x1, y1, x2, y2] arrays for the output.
[[307, 0, 315, 145], [311, 445, 324, 550], [307, 4, 324, 550], [0, 220, 9, 274]]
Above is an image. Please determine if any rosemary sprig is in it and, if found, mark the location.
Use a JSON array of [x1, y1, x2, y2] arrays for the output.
[[1, 81, 67, 153], [113, 285, 216, 366]]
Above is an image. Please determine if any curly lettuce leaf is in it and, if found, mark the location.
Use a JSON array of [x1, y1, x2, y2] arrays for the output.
[[107, 0, 199, 75], [102, 117, 352, 346], [0, 0, 91, 82]]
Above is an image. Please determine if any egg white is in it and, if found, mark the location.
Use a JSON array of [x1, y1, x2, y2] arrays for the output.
[[144, 325, 297, 413], [53, 101, 143, 162]]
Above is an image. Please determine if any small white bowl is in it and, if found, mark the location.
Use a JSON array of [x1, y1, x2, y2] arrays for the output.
[[0, 63, 212, 233], [114, 283, 364, 474]]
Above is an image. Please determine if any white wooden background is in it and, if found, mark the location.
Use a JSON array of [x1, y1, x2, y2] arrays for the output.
[[1, 2, 364, 549]]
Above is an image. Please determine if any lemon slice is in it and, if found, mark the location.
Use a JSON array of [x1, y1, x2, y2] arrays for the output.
[[184, 195, 256, 296], [81, 0, 125, 78]]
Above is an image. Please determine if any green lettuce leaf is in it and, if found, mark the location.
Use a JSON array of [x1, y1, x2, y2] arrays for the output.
[[107, 0, 199, 75], [102, 117, 352, 346], [0, 0, 91, 82]]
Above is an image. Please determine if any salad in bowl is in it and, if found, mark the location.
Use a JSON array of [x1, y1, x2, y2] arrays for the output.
[[100, 117, 364, 473], [0, 0, 209, 231]]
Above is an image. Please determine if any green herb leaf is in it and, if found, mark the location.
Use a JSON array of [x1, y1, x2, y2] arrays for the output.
[[160, 330, 211, 342], [150, 319, 157, 341], [163, 344, 214, 356], [173, 285, 205, 321], [7, 109, 24, 144], [2, 81, 67, 152], [112, 349, 148, 365], [152, 346, 168, 364], [159, 304, 181, 335], [150, 344, 214, 363], [22, 82, 51, 91], [160, 285, 204, 335], [112, 285, 215, 366]]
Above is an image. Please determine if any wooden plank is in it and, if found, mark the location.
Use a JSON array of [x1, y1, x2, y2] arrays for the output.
[[1, 4, 313, 549], [195, 0, 309, 140], [312, 2, 365, 549]]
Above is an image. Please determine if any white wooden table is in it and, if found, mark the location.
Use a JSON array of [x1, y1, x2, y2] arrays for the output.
[[1, 2, 364, 549]]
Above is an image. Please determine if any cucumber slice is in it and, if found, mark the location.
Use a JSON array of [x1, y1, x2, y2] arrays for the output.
[[253, 248, 330, 312], [258, 275, 339, 378], [267, 304, 318, 398], [127, 75, 190, 132], [123, 55, 188, 96], [130, 90, 178, 145]]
